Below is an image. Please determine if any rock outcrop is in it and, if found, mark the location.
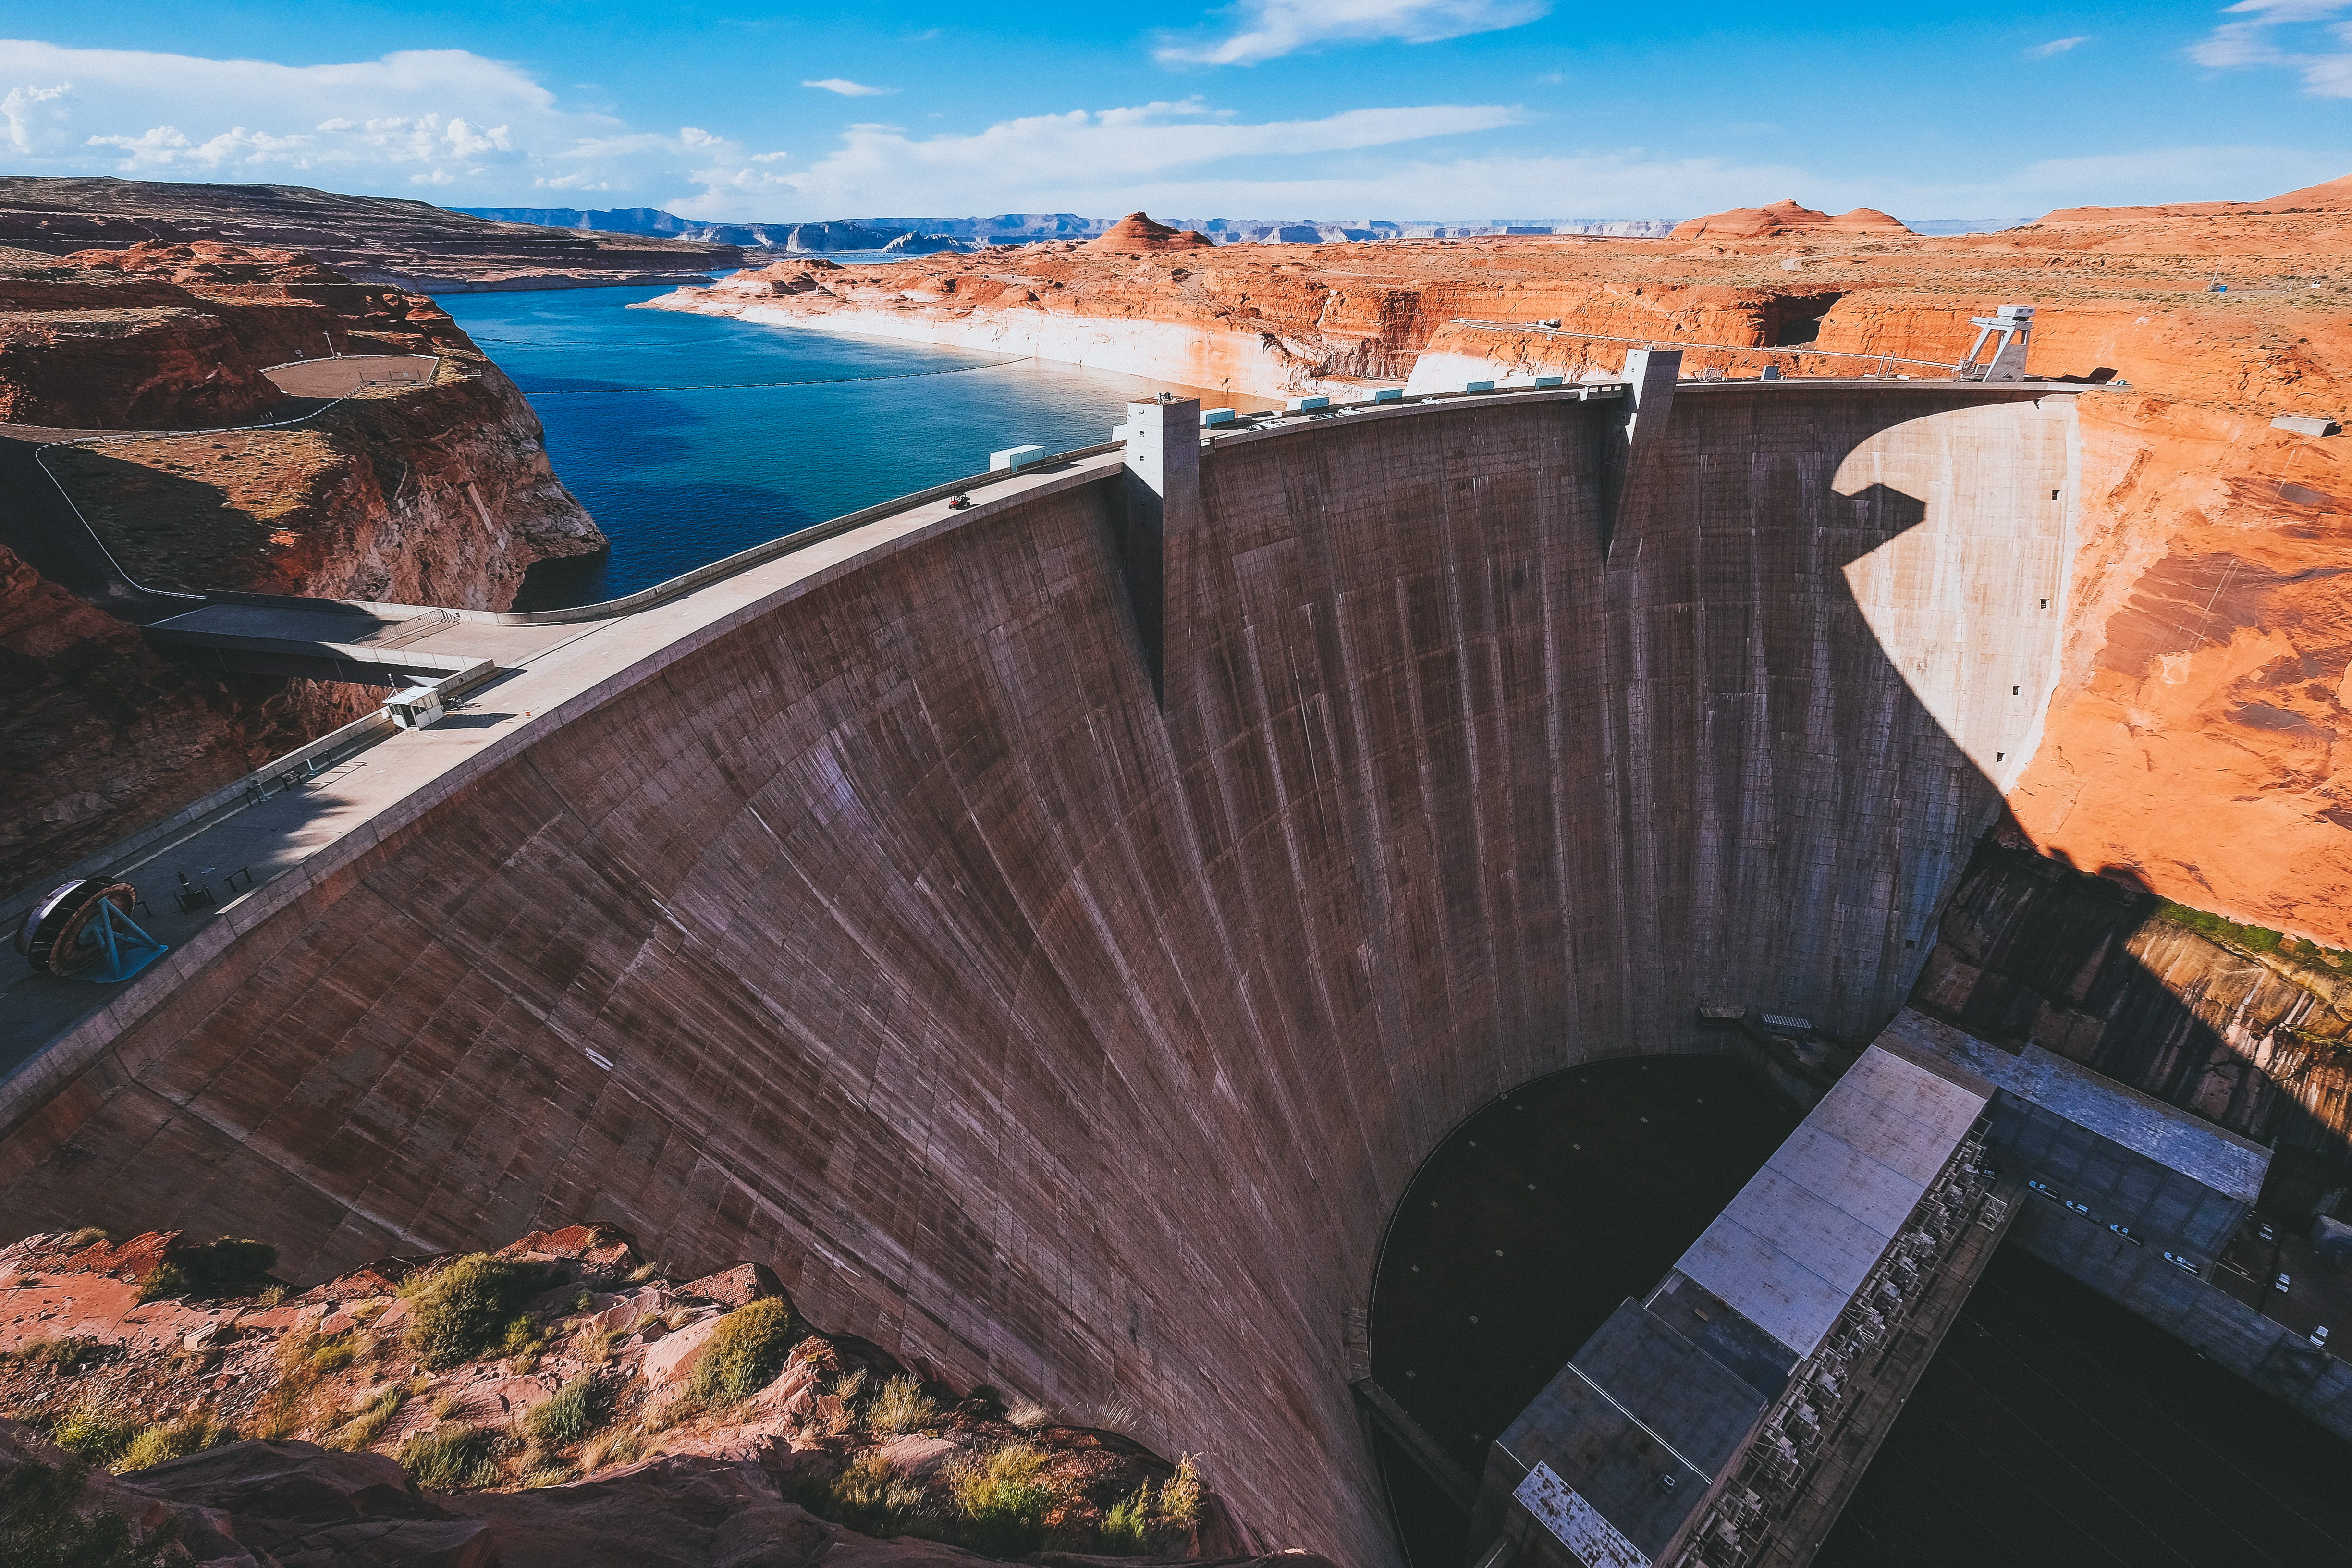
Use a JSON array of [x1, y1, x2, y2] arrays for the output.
[[1083, 214, 1216, 253], [0, 178, 738, 293], [1667, 199, 1915, 240], [0, 1223, 1282, 1568], [0, 239, 604, 890]]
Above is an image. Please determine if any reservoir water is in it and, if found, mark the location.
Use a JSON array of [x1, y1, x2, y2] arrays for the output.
[[440, 283, 1214, 608]]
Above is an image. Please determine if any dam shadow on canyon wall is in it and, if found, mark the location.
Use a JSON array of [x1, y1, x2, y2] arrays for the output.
[[1, 381, 2119, 1564]]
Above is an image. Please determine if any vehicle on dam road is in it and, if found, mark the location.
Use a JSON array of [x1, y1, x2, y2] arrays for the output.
[[2164, 1251, 2202, 1275], [2277, 1272, 2294, 1293]]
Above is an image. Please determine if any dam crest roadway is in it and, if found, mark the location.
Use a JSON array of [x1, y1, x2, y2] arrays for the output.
[[1, 357, 2095, 1568]]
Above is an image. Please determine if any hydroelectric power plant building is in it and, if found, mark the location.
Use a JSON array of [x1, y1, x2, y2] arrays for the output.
[[3, 351, 2336, 1566]]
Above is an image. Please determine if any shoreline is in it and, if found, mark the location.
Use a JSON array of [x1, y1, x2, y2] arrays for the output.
[[641, 290, 1369, 402]]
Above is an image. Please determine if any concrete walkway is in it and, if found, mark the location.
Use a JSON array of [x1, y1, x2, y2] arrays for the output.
[[0, 443, 1127, 1095], [142, 599, 620, 685]]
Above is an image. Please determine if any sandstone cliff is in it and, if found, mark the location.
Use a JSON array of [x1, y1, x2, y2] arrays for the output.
[[0, 1224, 1285, 1568], [0, 178, 738, 292], [0, 240, 604, 890]]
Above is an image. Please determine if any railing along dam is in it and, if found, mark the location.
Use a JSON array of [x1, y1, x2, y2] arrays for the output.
[[0, 375, 2082, 1567]]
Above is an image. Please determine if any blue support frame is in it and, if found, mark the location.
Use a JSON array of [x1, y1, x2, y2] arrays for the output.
[[82, 899, 168, 983]]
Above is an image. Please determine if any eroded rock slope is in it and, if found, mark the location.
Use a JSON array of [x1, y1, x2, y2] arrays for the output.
[[0, 1224, 1283, 1568]]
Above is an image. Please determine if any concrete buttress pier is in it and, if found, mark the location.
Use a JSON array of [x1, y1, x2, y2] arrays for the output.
[[1605, 348, 1681, 552], [0, 380, 2088, 1568], [1113, 395, 1201, 701]]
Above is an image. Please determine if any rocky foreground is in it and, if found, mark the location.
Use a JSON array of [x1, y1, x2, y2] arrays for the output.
[[0, 1225, 1294, 1568], [0, 238, 604, 889]]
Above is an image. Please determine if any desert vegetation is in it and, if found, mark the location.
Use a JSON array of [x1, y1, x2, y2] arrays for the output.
[[0, 1224, 1222, 1563]]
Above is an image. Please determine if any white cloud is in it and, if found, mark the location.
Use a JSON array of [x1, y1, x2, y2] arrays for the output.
[[0, 40, 576, 184], [2029, 36, 2092, 56], [2188, 0, 2352, 95], [2, 80, 70, 152], [1159, 0, 1549, 67], [710, 98, 1526, 217], [804, 78, 894, 96]]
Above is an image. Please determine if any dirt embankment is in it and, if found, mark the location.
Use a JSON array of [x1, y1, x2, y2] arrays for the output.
[[0, 240, 604, 891], [0, 1223, 1284, 1568]]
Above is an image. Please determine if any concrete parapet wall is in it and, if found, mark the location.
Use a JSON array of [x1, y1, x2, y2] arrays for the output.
[[0, 384, 2074, 1565]]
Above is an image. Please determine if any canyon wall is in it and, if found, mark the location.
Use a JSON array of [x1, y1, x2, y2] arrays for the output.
[[1913, 831, 2352, 1213], [0, 385, 2069, 1566], [0, 241, 604, 890]]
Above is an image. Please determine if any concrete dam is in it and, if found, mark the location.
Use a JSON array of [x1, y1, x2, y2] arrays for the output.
[[0, 372, 2084, 1566]]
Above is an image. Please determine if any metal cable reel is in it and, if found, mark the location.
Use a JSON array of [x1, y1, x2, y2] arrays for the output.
[[14, 878, 167, 981]]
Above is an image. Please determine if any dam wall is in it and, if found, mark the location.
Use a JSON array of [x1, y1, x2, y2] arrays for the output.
[[0, 383, 2076, 1566]]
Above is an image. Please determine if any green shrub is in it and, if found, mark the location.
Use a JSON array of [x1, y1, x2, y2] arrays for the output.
[[137, 1239, 277, 1303], [400, 1256, 551, 1371], [7, 1338, 108, 1375], [1157, 1455, 1200, 1527], [522, 1374, 610, 1448], [330, 1386, 410, 1452], [688, 1298, 797, 1405], [118, 1417, 234, 1473], [305, 1335, 360, 1379], [579, 1430, 640, 1473], [0, 1458, 180, 1568], [945, 1443, 1059, 1557], [49, 1406, 140, 1468], [396, 1423, 498, 1492], [834, 1451, 894, 1510], [2156, 900, 2352, 976], [868, 1374, 939, 1435], [1100, 1485, 1153, 1553]]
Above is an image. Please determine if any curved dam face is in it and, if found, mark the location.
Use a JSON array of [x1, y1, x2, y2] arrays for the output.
[[0, 383, 2076, 1566]]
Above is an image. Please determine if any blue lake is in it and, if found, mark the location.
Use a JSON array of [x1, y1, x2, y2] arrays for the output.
[[440, 283, 1215, 608]]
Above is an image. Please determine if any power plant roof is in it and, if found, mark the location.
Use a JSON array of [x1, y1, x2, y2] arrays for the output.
[[1671, 1044, 1994, 1357]]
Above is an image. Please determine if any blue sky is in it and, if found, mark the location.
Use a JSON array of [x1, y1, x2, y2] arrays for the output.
[[2, 2, 2348, 222]]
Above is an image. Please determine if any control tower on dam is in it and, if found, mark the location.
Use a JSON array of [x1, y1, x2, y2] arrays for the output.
[[0, 372, 2083, 1566]]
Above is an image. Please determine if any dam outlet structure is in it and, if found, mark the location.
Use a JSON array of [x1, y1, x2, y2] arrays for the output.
[[0, 368, 2088, 1567]]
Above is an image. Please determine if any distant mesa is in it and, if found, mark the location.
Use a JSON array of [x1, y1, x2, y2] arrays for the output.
[[2036, 169, 2352, 223], [1669, 199, 1916, 241], [1085, 211, 1218, 252]]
